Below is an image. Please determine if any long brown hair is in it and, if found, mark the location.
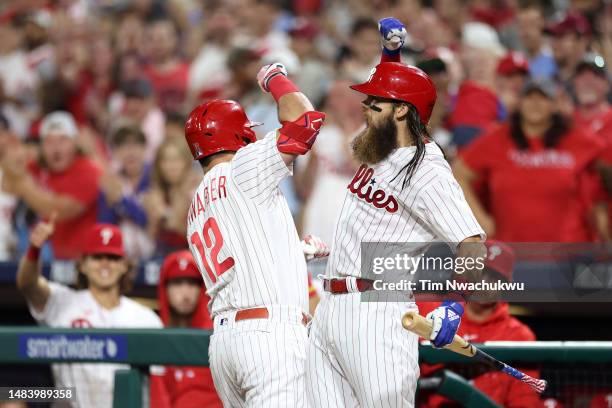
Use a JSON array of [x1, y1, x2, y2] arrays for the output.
[[75, 257, 136, 295], [151, 138, 193, 201], [390, 104, 432, 189], [509, 111, 570, 150]]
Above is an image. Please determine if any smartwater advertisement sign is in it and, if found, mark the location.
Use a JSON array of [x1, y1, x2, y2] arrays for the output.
[[18, 334, 127, 361]]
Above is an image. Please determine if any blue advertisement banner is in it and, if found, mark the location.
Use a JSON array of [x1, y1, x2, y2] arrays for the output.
[[18, 334, 128, 361]]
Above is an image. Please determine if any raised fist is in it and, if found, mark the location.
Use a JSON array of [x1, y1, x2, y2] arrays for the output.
[[30, 212, 57, 249], [257, 63, 288, 93], [378, 17, 407, 53], [301, 234, 330, 262]]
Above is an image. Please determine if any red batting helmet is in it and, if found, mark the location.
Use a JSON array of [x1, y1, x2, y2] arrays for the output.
[[350, 62, 437, 124], [184, 99, 260, 160]]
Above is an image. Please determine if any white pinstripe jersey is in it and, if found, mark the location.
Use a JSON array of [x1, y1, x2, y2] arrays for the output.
[[187, 131, 308, 317], [327, 143, 484, 278], [27, 282, 162, 408]]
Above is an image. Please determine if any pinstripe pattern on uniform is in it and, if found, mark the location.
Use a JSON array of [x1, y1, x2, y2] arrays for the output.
[[307, 293, 419, 407], [187, 131, 310, 406], [211, 305, 308, 407], [326, 143, 483, 281], [187, 132, 308, 317], [307, 143, 484, 407]]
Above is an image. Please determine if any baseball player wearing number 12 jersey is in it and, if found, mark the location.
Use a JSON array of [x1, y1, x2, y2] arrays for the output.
[[184, 63, 325, 407], [306, 18, 485, 408]]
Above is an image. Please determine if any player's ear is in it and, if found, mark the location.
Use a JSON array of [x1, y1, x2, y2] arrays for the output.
[[118, 258, 130, 276], [394, 103, 409, 121]]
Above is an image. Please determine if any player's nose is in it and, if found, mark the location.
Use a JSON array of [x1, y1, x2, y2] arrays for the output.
[[361, 104, 370, 120]]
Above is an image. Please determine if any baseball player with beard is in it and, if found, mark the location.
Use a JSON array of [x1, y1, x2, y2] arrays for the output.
[[184, 63, 327, 407], [306, 18, 486, 407]]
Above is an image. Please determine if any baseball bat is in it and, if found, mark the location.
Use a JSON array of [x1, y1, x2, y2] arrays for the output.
[[401, 311, 547, 394]]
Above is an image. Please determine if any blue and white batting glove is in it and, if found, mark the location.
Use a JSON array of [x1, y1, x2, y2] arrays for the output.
[[378, 17, 407, 56], [425, 301, 464, 348], [257, 62, 288, 93]]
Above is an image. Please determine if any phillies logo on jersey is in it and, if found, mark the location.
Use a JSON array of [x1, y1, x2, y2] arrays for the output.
[[347, 164, 399, 213], [71, 318, 93, 328]]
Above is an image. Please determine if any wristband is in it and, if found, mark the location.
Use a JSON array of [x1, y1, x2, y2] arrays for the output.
[[268, 75, 300, 102], [26, 245, 41, 262], [381, 47, 401, 63]]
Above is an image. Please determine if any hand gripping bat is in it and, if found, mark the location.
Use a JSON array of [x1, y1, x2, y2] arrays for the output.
[[402, 311, 547, 393]]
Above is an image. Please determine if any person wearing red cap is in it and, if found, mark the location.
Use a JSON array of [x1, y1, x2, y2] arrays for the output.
[[419, 241, 543, 408], [149, 250, 222, 408], [546, 11, 591, 83], [496, 51, 530, 116], [16, 218, 162, 408]]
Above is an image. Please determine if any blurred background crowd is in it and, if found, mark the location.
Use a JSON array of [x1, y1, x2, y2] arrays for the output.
[[2, 0, 612, 407], [2, 0, 612, 264]]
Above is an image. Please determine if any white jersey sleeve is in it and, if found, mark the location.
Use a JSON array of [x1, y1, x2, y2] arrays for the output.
[[230, 131, 292, 205], [123, 298, 164, 328], [416, 178, 485, 243], [27, 281, 76, 326]]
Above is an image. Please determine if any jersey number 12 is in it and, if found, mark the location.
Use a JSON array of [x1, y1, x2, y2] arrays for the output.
[[190, 217, 235, 283]]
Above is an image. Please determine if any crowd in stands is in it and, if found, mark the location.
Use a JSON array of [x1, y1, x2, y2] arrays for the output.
[[2, 0, 612, 406], [2, 0, 612, 264], [2, 0, 612, 266]]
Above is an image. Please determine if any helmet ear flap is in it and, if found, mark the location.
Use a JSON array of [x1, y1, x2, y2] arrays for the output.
[[185, 99, 257, 160]]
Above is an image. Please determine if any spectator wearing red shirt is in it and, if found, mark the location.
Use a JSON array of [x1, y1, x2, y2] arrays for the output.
[[572, 55, 612, 239], [1, 111, 101, 259], [450, 22, 505, 149], [143, 19, 190, 114], [419, 241, 543, 408], [64, 37, 116, 131], [573, 55, 612, 143], [150, 250, 222, 408], [453, 79, 606, 242]]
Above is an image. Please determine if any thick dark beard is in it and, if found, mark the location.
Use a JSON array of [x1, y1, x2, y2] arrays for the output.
[[352, 114, 398, 164]]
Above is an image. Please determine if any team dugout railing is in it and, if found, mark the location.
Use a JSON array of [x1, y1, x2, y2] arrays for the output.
[[0, 328, 611, 407]]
